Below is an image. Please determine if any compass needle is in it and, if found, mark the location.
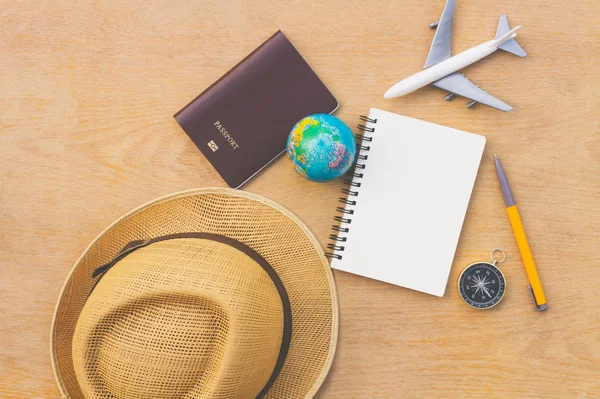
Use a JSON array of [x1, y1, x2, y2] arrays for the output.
[[482, 286, 492, 298]]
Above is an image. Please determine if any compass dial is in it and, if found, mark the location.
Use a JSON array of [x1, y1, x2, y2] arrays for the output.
[[458, 262, 505, 309]]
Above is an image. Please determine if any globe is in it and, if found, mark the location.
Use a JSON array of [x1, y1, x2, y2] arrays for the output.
[[286, 114, 356, 182]]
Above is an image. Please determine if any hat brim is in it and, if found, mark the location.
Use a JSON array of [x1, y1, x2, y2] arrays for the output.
[[51, 188, 339, 399]]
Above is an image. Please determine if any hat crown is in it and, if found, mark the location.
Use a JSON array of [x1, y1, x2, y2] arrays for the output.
[[72, 237, 286, 399]]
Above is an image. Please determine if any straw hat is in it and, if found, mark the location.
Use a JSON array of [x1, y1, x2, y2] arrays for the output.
[[51, 188, 338, 399]]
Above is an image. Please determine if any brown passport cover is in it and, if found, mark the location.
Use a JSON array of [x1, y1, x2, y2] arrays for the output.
[[174, 30, 338, 188]]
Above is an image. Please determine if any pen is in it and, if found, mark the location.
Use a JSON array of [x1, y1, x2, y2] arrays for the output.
[[494, 155, 548, 311]]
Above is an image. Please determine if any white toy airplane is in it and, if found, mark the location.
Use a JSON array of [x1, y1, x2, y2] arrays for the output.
[[384, 0, 527, 112]]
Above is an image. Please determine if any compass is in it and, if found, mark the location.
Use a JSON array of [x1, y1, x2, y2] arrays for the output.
[[458, 249, 506, 309]]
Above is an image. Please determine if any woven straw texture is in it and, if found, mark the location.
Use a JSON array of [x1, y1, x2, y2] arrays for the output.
[[73, 238, 284, 398], [52, 188, 338, 399]]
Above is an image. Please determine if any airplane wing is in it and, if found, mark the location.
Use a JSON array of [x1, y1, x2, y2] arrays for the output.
[[432, 72, 513, 112], [423, 0, 456, 68]]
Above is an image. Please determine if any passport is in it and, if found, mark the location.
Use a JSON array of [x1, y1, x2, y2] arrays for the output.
[[174, 30, 338, 188]]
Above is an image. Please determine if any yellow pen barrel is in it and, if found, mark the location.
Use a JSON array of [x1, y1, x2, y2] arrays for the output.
[[506, 205, 547, 305]]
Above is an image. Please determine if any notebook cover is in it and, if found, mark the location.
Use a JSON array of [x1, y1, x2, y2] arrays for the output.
[[330, 108, 486, 297], [174, 31, 338, 188]]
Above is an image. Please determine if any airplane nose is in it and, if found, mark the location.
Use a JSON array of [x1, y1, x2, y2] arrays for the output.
[[383, 88, 396, 99], [384, 81, 408, 98]]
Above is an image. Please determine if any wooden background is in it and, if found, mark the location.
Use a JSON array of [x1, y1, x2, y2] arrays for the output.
[[1, 0, 598, 397]]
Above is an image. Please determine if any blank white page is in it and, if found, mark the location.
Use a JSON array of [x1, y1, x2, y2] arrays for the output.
[[331, 108, 486, 297]]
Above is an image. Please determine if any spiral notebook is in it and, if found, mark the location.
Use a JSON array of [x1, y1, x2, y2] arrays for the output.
[[328, 109, 486, 297]]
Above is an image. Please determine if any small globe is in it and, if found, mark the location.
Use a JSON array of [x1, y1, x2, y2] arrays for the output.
[[286, 114, 356, 182]]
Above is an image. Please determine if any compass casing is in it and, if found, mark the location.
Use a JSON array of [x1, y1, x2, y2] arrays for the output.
[[458, 262, 506, 309]]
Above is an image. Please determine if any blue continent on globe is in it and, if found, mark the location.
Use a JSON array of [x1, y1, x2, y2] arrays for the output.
[[286, 114, 356, 182]]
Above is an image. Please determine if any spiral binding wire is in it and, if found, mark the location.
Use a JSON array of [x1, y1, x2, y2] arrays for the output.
[[325, 115, 376, 260]]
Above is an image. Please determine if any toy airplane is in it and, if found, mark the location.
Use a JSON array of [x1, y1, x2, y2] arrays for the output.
[[384, 0, 527, 112]]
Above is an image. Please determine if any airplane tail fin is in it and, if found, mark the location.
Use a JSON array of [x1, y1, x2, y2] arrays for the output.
[[495, 15, 527, 57]]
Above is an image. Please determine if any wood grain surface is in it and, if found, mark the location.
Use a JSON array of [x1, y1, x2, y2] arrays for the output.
[[1, 0, 598, 397]]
